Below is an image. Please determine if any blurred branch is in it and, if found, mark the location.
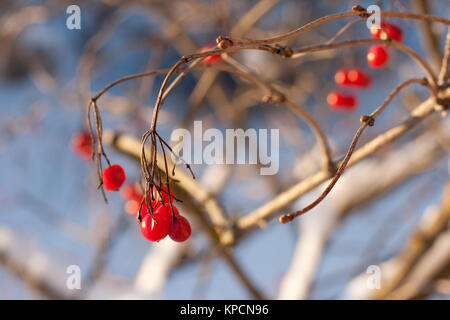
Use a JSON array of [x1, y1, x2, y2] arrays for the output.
[[345, 182, 450, 299], [439, 27, 450, 85], [373, 182, 450, 299], [220, 54, 334, 173], [278, 128, 446, 299], [236, 86, 450, 235], [411, 0, 442, 72], [386, 229, 450, 299], [0, 228, 67, 299], [230, 0, 280, 35]]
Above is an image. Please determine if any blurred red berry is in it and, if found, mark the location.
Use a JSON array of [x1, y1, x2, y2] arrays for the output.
[[201, 45, 221, 65], [140, 208, 171, 242], [327, 90, 346, 108], [342, 95, 357, 111], [125, 199, 141, 216], [334, 68, 351, 86], [367, 46, 389, 68], [335, 68, 371, 87], [169, 215, 192, 242], [121, 184, 142, 201], [327, 91, 358, 111], [370, 21, 403, 42], [71, 131, 92, 161], [102, 164, 126, 191], [347, 68, 371, 87]]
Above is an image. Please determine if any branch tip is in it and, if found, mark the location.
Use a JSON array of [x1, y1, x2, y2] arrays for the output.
[[279, 214, 294, 224]]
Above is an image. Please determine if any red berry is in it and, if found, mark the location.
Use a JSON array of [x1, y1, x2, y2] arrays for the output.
[[143, 202, 178, 219], [71, 131, 92, 161], [125, 199, 141, 216], [334, 68, 351, 86], [370, 21, 403, 42], [140, 200, 179, 220], [102, 164, 126, 191], [327, 91, 346, 109], [342, 95, 358, 111], [169, 215, 191, 242], [152, 186, 176, 204], [335, 68, 371, 87], [121, 184, 142, 201], [367, 46, 389, 68], [201, 45, 221, 65], [140, 208, 171, 242], [327, 91, 358, 111], [347, 68, 371, 87]]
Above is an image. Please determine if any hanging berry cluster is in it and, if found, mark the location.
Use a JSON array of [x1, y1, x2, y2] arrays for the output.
[[327, 21, 404, 112], [75, 95, 193, 244], [121, 184, 192, 242], [71, 134, 192, 243]]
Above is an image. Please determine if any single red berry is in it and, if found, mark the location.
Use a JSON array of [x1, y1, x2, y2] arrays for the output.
[[102, 164, 126, 191], [347, 68, 372, 87], [121, 184, 142, 201], [152, 186, 176, 204], [327, 91, 358, 111], [71, 131, 93, 161], [140, 208, 171, 242], [327, 90, 346, 109], [169, 215, 192, 242], [334, 68, 351, 86], [201, 45, 221, 65], [125, 199, 141, 216], [370, 21, 403, 42], [367, 46, 389, 69]]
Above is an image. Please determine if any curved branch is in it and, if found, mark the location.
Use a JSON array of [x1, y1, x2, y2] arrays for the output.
[[280, 78, 429, 223], [224, 10, 450, 47], [291, 39, 438, 93], [233, 82, 447, 234], [218, 55, 333, 172]]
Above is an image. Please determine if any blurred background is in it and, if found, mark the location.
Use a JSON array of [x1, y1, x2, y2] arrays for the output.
[[0, 0, 449, 299]]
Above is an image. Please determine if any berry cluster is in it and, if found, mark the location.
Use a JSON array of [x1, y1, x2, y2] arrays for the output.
[[327, 21, 403, 111], [327, 67, 371, 111], [327, 89, 358, 111], [71, 131, 191, 243], [121, 184, 192, 243], [367, 21, 403, 68]]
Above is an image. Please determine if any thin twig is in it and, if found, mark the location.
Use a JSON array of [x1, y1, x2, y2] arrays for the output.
[[222, 9, 450, 47], [439, 27, 450, 85], [220, 54, 334, 172]]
